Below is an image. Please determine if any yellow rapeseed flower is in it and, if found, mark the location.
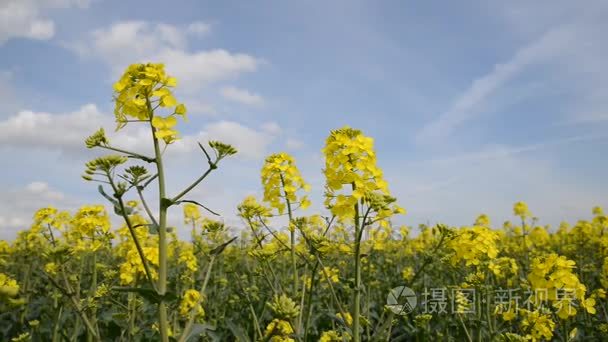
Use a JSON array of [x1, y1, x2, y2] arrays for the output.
[[261, 153, 310, 215], [323, 126, 403, 222]]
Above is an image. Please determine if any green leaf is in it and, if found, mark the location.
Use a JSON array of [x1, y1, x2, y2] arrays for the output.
[[112, 286, 161, 303], [134, 223, 159, 235], [160, 197, 173, 210], [175, 199, 220, 216], [98, 185, 118, 206], [183, 323, 215, 342], [99, 185, 133, 216], [209, 237, 237, 256], [226, 320, 250, 342], [105, 320, 123, 340]]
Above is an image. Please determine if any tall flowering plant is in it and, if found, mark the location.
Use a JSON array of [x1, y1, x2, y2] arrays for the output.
[[322, 126, 404, 341], [83, 63, 237, 342]]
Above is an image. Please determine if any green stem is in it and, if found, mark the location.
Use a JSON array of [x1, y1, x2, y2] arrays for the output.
[[315, 255, 347, 317], [136, 185, 159, 227], [279, 175, 299, 309], [303, 262, 319, 341], [127, 293, 135, 341], [52, 305, 63, 342], [352, 183, 362, 342], [149, 104, 170, 342], [178, 255, 216, 342], [59, 270, 100, 341], [521, 217, 529, 274], [110, 177, 157, 292], [86, 251, 99, 342], [458, 313, 473, 342], [246, 218, 281, 294], [235, 275, 264, 340], [100, 145, 154, 163], [171, 167, 215, 203], [297, 265, 307, 336]]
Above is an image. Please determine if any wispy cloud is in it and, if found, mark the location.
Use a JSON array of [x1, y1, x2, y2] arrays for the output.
[[413, 134, 607, 166], [415, 26, 576, 144], [391, 136, 607, 228]]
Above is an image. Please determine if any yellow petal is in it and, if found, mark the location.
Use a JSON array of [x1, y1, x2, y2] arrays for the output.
[[153, 88, 170, 97], [113, 80, 127, 92], [132, 98, 146, 106], [166, 77, 177, 87], [151, 116, 164, 128], [161, 95, 177, 107], [164, 116, 177, 128], [175, 104, 187, 115], [155, 129, 177, 139]]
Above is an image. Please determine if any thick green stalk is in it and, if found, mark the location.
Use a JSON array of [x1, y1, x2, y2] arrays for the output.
[[457, 313, 473, 342], [352, 183, 362, 342], [86, 251, 98, 342], [149, 103, 170, 342], [51, 305, 62, 342], [154, 135, 170, 342], [521, 217, 529, 274], [303, 263, 319, 341], [128, 293, 135, 341], [279, 174, 298, 302]]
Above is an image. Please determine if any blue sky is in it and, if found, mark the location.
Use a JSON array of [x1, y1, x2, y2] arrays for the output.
[[1, 0, 607, 239]]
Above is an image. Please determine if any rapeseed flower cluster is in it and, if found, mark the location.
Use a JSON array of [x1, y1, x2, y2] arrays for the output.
[[519, 309, 555, 341], [323, 127, 389, 221], [179, 289, 204, 319], [3, 60, 608, 341], [527, 253, 595, 319], [113, 63, 186, 143], [449, 226, 499, 266], [261, 153, 310, 214]]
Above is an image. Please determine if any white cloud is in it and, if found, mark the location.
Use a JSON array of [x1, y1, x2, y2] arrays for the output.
[[221, 86, 264, 106], [0, 104, 107, 151], [157, 49, 258, 90], [0, 0, 90, 44], [189, 121, 281, 159], [25, 181, 64, 200], [0, 103, 165, 157], [108, 120, 281, 160], [75, 21, 185, 63], [0, 101, 280, 161], [0, 181, 72, 238], [71, 21, 260, 90]]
